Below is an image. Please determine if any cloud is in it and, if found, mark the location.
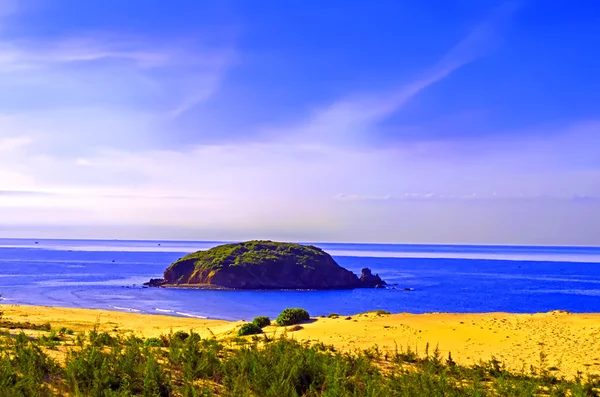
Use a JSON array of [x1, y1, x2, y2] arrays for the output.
[[0, 38, 167, 70], [1, 123, 599, 244], [1, 1, 599, 245], [335, 192, 600, 203], [262, 2, 519, 147], [0, 136, 32, 151], [0, 190, 51, 197], [0, 33, 236, 158]]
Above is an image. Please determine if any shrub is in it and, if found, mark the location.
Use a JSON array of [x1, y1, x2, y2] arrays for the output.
[[276, 308, 310, 326], [39, 322, 52, 331], [58, 327, 75, 335], [88, 330, 115, 347], [373, 310, 391, 316], [144, 337, 163, 348], [173, 331, 189, 341], [252, 316, 271, 329], [238, 323, 263, 336], [38, 331, 62, 350]]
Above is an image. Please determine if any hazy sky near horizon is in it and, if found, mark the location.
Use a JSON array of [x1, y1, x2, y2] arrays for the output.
[[0, 0, 599, 245]]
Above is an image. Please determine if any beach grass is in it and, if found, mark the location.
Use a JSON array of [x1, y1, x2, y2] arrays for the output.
[[1, 306, 600, 396], [0, 323, 599, 396]]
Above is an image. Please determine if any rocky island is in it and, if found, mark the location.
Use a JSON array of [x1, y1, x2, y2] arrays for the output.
[[145, 240, 386, 289]]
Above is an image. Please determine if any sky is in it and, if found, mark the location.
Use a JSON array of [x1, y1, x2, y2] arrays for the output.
[[0, 0, 599, 245]]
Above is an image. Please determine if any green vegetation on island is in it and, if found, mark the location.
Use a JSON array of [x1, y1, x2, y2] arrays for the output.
[[170, 241, 330, 272]]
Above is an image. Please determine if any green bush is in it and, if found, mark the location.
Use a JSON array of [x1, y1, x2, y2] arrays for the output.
[[252, 316, 271, 328], [238, 323, 263, 336], [88, 330, 115, 347], [173, 331, 189, 341], [276, 308, 310, 326], [144, 337, 163, 348], [58, 327, 75, 335], [373, 310, 391, 315]]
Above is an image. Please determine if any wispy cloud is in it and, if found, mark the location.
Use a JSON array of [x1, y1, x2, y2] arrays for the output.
[[0, 190, 50, 197], [0, 38, 167, 70], [0, 136, 32, 151], [264, 2, 519, 146], [0, 32, 236, 157], [335, 192, 600, 202], [1, 1, 599, 245]]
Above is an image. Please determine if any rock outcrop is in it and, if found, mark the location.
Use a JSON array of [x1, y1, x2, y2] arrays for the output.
[[359, 268, 386, 288], [145, 240, 387, 290]]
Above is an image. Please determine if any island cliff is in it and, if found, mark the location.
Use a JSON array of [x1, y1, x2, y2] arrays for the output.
[[146, 240, 386, 290]]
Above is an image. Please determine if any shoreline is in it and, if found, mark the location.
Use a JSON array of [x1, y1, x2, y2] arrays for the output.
[[2, 304, 600, 379], [1, 301, 586, 320], [0, 301, 591, 321]]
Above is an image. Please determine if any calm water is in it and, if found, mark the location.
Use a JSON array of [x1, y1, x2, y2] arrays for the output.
[[0, 239, 599, 321]]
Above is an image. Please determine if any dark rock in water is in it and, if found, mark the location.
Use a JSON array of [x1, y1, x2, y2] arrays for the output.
[[402, 287, 414, 291], [359, 268, 386, 288], [147, 240, 387, 290], [144, 278, 167, 287]]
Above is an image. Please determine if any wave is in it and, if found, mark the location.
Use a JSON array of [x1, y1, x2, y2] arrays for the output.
[[454, 272, 600, 284], [109, 305, 141, 312], [155, 308, 175, 313], [175, 311, 207, 319], [528, 289, 600, 297]]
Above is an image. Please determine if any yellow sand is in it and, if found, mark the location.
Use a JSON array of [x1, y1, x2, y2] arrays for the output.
[[0, 304, 236, 338], [3, 305, 600, 378]]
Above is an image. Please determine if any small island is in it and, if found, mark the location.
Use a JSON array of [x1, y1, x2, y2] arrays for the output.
[[145, 240, 386, 289]]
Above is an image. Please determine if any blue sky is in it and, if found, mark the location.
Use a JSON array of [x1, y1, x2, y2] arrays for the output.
[[0, 0, 599, 244]]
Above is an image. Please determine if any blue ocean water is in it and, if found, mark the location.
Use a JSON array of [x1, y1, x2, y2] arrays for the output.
[[0, 239, 599, 321]]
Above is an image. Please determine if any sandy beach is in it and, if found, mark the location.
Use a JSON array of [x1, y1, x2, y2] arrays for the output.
[[2, 304, 599, 379]]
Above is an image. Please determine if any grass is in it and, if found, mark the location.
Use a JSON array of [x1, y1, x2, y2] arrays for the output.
[[0, 319, 52, 331], [0, 316, 599, 396]]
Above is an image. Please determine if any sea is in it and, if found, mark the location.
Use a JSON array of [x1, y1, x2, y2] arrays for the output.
[[0, 238, 599, 321]]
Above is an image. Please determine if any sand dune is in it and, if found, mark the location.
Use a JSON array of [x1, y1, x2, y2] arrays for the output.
[[285, 311, 600, 378], [2, 305, 599, 379]]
